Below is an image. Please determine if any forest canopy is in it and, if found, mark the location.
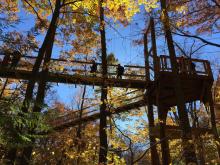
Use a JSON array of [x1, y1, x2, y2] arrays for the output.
[[0, 0, 220, 164]]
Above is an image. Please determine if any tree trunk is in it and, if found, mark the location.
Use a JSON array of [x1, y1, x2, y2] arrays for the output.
[[0, 78, 8, 99], [18, 1, 61, 164], [158, 105, 170, 165], [159, 0, 197, 163], [99, 0, 108, 164], [77, 86, 87, 138], [76, 85, 87, 165], [4, 148, 17, 164], [21, 0, 61, 113], [147, 104, 161, 165], [150, 16, 169, 164], [144, 32, 160, 165], [32, 0, 61, 113]]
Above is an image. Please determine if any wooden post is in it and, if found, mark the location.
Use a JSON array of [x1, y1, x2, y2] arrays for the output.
[[0, 78, 8, 99], [151, 17, 170, 164], [144, 33, 150, 81], [76, 85, 87, 165], [144, 31, 160, 165], [158, 108, 170, 165], [157, 85, 170, 165], [99, 0, 108, 164], [159, 0, 197, 163], [150, 17, 159, 79]]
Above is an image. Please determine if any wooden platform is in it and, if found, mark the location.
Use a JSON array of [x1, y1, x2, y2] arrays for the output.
[[0, 69, 148, 89], [150, 72, 213, 107], [150, 125, 213, 139]]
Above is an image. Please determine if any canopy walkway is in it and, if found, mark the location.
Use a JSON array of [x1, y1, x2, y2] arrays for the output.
[[0, 53, 216, 143], [0, 55, 212, 90], [48, 54, 213, 130], [0, 69, 147, 89], [0, 54, 214, 131], [0, 55, 147, 88]]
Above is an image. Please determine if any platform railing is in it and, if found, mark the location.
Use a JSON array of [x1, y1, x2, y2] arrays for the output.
[[158, 55, 212, 77]]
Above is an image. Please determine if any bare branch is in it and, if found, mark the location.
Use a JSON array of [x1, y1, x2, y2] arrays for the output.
[[190, 40, 196, 56], [190, 43, 208, 55], [174, 42, 188, 57], [172, 27, 220, 48], [111, 117, 134, 163], [23, 0, 44, 22]]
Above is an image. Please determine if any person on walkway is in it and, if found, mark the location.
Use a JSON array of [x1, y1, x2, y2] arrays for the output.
[[90, 60, 97, 75], [10, 50, 22, 69], [117, 64, 124, 79]]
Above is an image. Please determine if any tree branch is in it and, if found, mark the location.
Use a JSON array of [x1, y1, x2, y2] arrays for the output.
[[172, 29, 220, 48], [211, 0, 220, 8], [111, 118, 134, 164], [23, 0, 44, 22], [174, 42, 188, 57], [61, 0, 83, 7], [190, 43, 207, 55]]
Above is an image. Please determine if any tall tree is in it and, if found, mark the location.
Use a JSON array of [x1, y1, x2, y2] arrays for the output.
[[159, 0, 198, 164], [98, 0, 108, 163]]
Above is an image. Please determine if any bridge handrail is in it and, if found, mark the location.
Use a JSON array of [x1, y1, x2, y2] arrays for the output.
[[0, 54, 145, 68], [0, 55, 146, 79]]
